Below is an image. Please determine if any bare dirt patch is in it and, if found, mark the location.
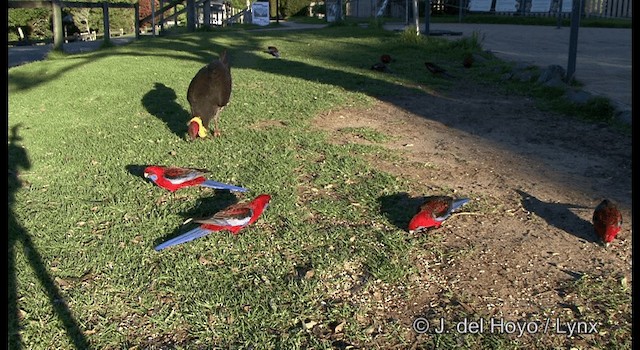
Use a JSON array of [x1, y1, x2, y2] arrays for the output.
[[313, 80, 631, 348]]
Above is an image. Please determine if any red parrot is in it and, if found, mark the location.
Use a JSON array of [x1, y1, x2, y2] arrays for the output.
[[592, 199, 623, 245], [154, 194, 272, 250], [408, 196, 470, 234], [266, 46, 280, 58], [143, 165, 248, 193], [187, 49, 232, 140]]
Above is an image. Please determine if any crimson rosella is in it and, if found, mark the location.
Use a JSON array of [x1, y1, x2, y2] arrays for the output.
[[154, 194, 272, 251], [408, 196, 470, 234], [187, 49, 231, 140], [143, 165, 248, 193], [592, 199, 623, 245], [266, 46, 280, 58]]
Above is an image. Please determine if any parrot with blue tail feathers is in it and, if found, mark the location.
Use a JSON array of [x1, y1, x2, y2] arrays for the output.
[[143, 165, 248, 193], [408, 196, 470, 234], [155, 194, 272, 251]]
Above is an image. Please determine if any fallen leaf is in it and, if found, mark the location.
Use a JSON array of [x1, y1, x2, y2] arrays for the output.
[[303, 319, 317, 330], [334, 321, 346, 333]]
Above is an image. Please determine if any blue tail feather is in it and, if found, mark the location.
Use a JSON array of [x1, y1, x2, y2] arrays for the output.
[[154, 227, 212, 251], [451, 198, 471, 213], [200, 180, 249, 192]]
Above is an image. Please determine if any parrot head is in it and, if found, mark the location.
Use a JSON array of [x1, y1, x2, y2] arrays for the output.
[[187, 117, 207, 140], [143, 166, 160, 182], [252, 194, 272, 209], [601, 224, 622, 244]]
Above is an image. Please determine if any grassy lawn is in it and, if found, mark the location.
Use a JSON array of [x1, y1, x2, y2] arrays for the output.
[[8, 25, 629, 349]]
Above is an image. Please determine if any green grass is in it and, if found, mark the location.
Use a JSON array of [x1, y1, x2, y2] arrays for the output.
[[8, 25, 629, 349]]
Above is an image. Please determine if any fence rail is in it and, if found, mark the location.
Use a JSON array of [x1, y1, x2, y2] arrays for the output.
[[346, 0, 631, 19]]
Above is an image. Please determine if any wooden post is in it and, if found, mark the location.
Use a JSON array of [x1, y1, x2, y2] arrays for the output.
[[173, 3, 178, 27], [52, 0, 64, 51], [556, 0, 563, 28], [152, 0, 156, 35], [102, 2, 111, 43], [423, 0, 430, 34], [566, 0, 582, 82], [277, 0, 281, 22], [160, 0, 165, 31], [204, 0, 211, 27], [135, 3, 140, 39], [412, 0, 419, 35], [187, 0, 196, 31], [405, 0, 409, 24]]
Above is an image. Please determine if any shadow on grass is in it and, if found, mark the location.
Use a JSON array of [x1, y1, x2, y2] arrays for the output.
[[152, 192, 240, 248], [8, 124, 90, 349], [125, 163, 148, 178], [141, 82, 191, 139], [377, 192, 426, 231], [515, 189, 597, 244]]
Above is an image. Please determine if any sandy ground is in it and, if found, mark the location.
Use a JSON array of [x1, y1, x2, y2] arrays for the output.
[[313, 74, 631, 348]]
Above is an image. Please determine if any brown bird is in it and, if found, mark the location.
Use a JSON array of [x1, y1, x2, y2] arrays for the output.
[[266, 46, 280, 58], [592, 199, 623, 246], [187, 50, 232, 140], [425, 62, 454, 78]]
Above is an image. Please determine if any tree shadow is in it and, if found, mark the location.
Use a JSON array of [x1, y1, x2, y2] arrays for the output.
[[152, 192, 240, 247], [377, 192, 427, 231], [8, 124, 90, 349], [141, 82, 191, 139], [515, 189, 597, 244]]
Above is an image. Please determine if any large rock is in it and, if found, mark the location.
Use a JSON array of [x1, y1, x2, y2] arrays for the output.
[[565, 89, 593, 105], [537, 65, 566, 84]]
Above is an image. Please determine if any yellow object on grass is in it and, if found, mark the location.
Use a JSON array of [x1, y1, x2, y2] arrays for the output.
[[188, 117, 207, 138]]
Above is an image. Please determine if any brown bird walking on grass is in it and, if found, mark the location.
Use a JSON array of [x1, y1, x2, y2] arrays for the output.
[[186, 50, 232, 140]]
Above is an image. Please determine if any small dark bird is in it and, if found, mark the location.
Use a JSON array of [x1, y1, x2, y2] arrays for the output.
[[425, 62, 454, 78], [371, 62, 392, 73], [380, 54, 392, 64], [187, 50, 232, 140], [463, 53, 474, 68], [592, 199, 623, 246], [266, 46, 280, 58]]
